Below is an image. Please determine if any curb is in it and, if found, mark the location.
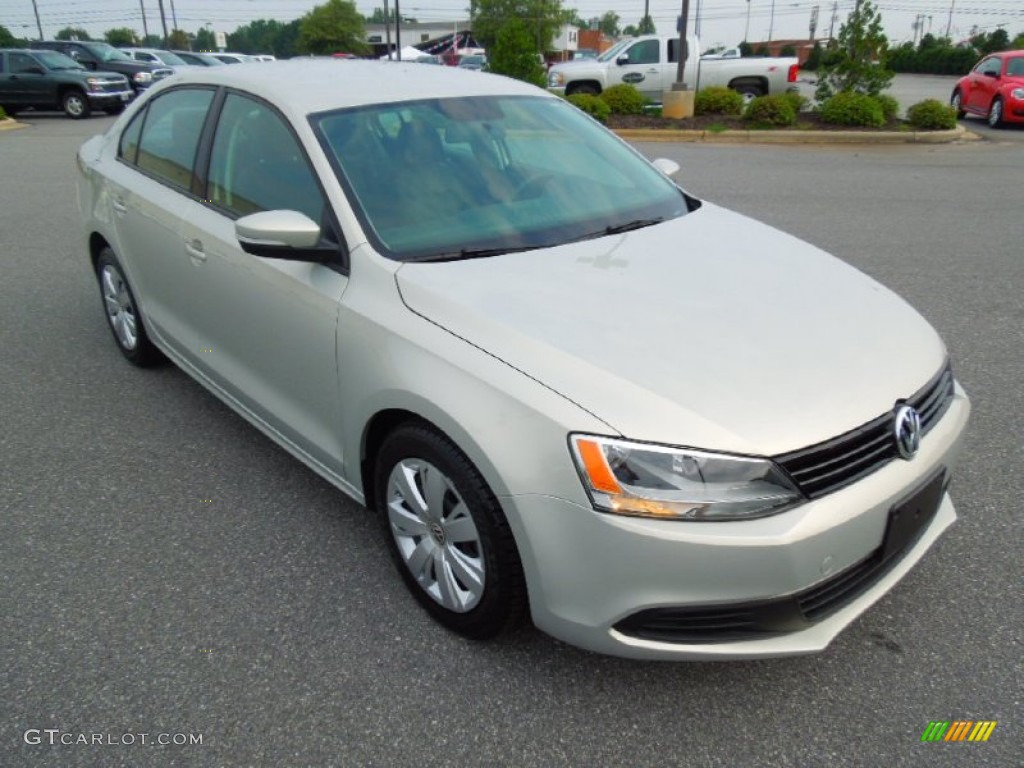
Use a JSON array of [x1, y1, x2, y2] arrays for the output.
[[614, 125, 976, 144], [0, 118, 28, 132]]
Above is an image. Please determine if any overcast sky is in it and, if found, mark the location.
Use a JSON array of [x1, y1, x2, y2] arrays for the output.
[[2, 0, 1021, 50]]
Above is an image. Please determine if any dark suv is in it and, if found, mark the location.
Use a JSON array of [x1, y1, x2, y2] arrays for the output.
[[0, 49, 133, 118], [30, 40, 173, 92]]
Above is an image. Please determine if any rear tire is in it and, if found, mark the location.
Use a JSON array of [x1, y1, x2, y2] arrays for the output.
[[374, 423, 527, 639], [734, 84, 765, 106], [950, 89, 965, 119], [62, 90, 91, 119], [95, 248, 163, 367]]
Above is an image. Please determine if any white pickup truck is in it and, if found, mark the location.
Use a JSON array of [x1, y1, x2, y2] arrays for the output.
[[548, 35, 800, 104]]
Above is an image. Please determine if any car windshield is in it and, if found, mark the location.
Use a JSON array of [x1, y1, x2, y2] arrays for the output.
[[36, 51, 82, 70], [90, 43, 132, 63], [154, 50, 187, 65], [313, 95, 687, 262], [597, 39, 634, 63]]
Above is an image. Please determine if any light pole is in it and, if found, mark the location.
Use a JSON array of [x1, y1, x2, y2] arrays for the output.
[[744, 0, 751, 42], [769, 0, 776, 41], [139, 0, 150, 42]]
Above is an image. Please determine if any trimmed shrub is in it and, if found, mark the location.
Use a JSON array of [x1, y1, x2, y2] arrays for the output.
[[600, 83, 647, 115], [819, 91, 885, 126], [694, 86, 744, 116], [781, 91, 808, 114], [906, 99, 958, 130], [0, 105, 7, 120], [744, 95, 797, 127], [875, 93, 900, 121], [567, 93, 611, 123]]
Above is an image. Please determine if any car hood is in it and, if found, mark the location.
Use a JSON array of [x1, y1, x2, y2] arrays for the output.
[[394, 203, 947, 455]]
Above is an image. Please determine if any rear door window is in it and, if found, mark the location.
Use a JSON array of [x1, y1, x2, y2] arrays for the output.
[[128, 88, 215, 191]]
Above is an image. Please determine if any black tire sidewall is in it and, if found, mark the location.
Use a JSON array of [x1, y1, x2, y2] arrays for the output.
[[374, 424, 526, 639]]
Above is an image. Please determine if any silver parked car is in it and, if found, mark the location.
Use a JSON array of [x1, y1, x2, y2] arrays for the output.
[[77, 61, 970, 660]]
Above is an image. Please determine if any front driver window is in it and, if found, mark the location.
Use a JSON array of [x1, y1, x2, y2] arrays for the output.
[[206, 93, 324, 224], [626, 40, 659, 66]]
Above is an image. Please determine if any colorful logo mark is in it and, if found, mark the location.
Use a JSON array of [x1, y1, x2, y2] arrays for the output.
[[921, 721, 997, 742]]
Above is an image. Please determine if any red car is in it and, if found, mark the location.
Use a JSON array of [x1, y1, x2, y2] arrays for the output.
[[951, 50, 1024, 128]]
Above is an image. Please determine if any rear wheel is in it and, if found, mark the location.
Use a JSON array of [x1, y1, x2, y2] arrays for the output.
[[987, 97, 1004, 128], [374, 423, 527, 639], [733, 83, 765, 106], [95, 248, 162, 366], [950, 89, 965, 119], [62, 90, 91, 119]]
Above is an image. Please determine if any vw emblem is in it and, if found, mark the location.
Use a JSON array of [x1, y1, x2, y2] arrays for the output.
[[893, 404, 921, 460]]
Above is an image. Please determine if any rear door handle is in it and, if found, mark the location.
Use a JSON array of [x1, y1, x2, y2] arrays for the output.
[[111, 197, 128, 214], [184, 238, 207, 262]]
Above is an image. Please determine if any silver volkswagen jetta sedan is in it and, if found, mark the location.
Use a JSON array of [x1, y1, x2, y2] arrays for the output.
[[77, 61, 970, 660]]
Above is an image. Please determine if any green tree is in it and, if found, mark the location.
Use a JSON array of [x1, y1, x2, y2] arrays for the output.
[[471, 0, 565, 52], [488, 18, 546, 86], [194, 28, 216, 51], [598, 11, 620, 37], [622, 24, 638, 37], [738, 41, 753, 56], [637, 15, 656, 34], [104, 28, 137, 46], [0, 24, 21, 47], [562, 10, 589, 30], [56, 27, 92, 41], [1012, 31, 1024, 49], [168, 29, 190, 49], [298, 0, 368, 55], [970, 28, 1009, 56], [815, 0, 893, 101], [142, 34, 163, 47]]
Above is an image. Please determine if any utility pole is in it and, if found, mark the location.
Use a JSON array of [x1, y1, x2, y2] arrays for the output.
[[383, 0, 393, 57], [31, 0, 43, 39], [944, 0, 954, 39], [139, 1, 150, 42], [169, 0, 179, 35], [769, 0, 776, 41], [744, 0, 751, 42], [829, 1, 838, 40], [156, 0, 169, 46], [395, 0, 402, 60]]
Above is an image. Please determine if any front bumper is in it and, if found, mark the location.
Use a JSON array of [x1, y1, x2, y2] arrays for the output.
[[87, 90, 134, 106], [506, 386, 969, 660]]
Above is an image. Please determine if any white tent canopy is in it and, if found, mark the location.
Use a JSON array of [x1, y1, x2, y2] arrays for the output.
[[380, 46, 431, 61]]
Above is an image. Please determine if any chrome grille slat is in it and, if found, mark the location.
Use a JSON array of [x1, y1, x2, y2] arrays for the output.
[[776, 363, 954, 499]]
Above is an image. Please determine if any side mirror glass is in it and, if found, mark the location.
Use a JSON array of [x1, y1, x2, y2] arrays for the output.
[[652, 158, 680, 178]]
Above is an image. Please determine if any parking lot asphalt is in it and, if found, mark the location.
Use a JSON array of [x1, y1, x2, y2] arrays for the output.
[[1, 114, 1021, 767]]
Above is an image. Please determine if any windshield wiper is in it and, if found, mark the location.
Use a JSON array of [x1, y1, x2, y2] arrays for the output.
[[410, 244, 544, 263], [568, 217, 665, 244]]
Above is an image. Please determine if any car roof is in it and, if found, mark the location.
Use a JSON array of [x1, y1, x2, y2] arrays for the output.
[[159, 59, 546, 114]]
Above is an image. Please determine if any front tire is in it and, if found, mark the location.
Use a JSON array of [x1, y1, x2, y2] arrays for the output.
[[375, 423, 527, 639], [950, 89, 965, 119], [987, 97, 1004, 129], [62, 90, 91, 119], [95, 248, 162, 366]]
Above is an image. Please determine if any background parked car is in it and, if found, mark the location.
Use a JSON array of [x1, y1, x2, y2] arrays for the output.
[[120, 47, 194, 72], [30, 40, 172, 92], [951, 49, 1024, 128], [171, 50, 226, 67], [0, 48, 132, 118], [209, 52, 254, 65], [457, 54, 488, 71]]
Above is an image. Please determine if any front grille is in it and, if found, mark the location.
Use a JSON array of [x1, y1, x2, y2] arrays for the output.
[[775, 363, 954, 499], [100, 80, 128, 93]]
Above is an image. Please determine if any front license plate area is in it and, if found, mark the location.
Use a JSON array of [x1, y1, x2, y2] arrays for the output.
[[881, 470, 945, 563]]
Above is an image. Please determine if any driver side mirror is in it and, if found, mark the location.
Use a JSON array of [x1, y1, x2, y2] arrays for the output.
[[616, 55, 630, 66], [235, 210, 335, 263]]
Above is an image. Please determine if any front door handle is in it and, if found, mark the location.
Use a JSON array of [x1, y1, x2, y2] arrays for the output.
[[111, 197, 128, 215], [184, 238, 207, 262]]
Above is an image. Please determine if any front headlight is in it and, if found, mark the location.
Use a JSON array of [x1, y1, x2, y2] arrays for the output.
[[133, 72, 152, 84], [1011, 87, 1024, 100], [570, 435, 803, 521], [85, 77, 103, 91], [548, 71, 565, 87]]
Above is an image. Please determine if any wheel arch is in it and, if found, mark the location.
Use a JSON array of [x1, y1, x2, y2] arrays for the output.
[[88, 232, 112, 272], [727, 76, 768, 94], [566, 80, 602, 96]]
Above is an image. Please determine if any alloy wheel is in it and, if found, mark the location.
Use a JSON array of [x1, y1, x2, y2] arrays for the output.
[[101, 263, 138, 351]]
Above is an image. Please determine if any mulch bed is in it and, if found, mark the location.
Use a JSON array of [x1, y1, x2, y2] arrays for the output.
[[607, 112, 909, 132]]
